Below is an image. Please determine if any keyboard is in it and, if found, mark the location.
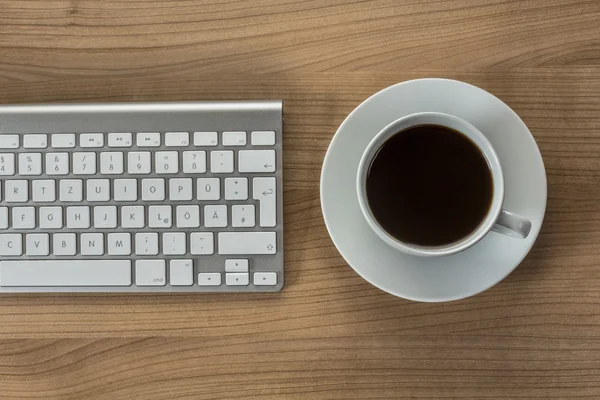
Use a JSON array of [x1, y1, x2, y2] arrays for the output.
[[0, 101, 283, 292]]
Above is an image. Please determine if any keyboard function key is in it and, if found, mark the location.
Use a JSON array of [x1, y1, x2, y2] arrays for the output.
[[251, 131, 276, 146], [223, 131, 246, 146], [194, 131, 218, 146], [165, 132, 190, 147], [254, 272, 277, 286], [136, 132, 161, 147], [80, 133, 104, 148], [51, 134, 76, 148], [0, 135, 19, 149], [108, 132, 132, 148], [23, 134, 48, 149]]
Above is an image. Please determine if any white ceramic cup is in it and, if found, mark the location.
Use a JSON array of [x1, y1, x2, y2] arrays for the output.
[[356, 112, 532, 257]]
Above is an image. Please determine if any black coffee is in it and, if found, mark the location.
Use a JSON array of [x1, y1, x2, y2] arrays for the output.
[[366, 124, 493, 247]]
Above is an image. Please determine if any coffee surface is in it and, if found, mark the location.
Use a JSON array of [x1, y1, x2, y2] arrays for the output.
[[366, 124, 493, 246]]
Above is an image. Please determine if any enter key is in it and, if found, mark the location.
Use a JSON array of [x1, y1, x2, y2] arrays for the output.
[[253, 177, 277, 227]]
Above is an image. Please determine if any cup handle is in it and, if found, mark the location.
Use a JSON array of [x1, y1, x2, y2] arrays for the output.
[[491, 209, 532, 239]]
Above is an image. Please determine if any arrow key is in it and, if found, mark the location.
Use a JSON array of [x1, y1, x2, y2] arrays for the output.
[[226, 272, 249, 286]]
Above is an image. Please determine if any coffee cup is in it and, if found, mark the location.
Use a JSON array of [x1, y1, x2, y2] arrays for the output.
[[356, 112, 531, 257]]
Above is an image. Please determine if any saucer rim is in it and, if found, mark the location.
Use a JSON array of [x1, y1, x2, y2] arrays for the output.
[[320, 78, 547, 302]]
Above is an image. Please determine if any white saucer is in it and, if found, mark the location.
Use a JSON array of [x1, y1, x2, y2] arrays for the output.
[[320, 78, 547, 302]]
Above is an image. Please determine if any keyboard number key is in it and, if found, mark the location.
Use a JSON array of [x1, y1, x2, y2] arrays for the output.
[[19, 153, 42, 175], [155, 151, 179, 174], [72, 152, 97, 175], [100, 152, 124, 174], [46, 153, 69, 175], [0, 154, 15, 176], [128, 152, 151, 174]]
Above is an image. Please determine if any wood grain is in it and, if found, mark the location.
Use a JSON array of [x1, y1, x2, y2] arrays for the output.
[[0, 0, 600, 399]]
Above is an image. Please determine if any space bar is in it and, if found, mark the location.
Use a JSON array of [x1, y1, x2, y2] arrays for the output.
[[0, 260, 132, 287]]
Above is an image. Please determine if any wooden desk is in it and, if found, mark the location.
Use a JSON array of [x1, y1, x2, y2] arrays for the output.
[[1, 1, 599, 398]]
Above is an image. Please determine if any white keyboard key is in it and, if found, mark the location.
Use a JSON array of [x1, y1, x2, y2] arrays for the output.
[[254, 272, 277, 286], [218, 232, 276, 255], [80, 133, 104, 148], [251, 131, 276, 146], [23, 134, 48, 149], [32, 179, 56, 202], [169, 178, 193, 201], [100, 152, 124, 174], [155, 151, 179, 174], [170, 260, 193, 286], [19, 153, 42, 175], [0, 208, 7, 229], [135, 232, 159, 255], [0, 260, 131, 286], [122, 206, 145, 228], [190, 232, 214, 255], [225, 177, 248, 200], [210, 151, 234, 173], [53, 233, 77, 256], [197, 178, 220, 200], [46, 153, 69, 175], [253, 177, 277, 227], [223, 131, 246, 146], [60, 179, 83, 202], [0, 234, 22, 256], [137, 132, 161, 147], [194, 131, 218, 146], [0, 153, 15, 175], [163, 232, 186, 255], [0, 135, 19, 149], [226, 273, 249, 286], [182, 151, 206, 173], [86, 179, 110, 201], [225, 259, 249, 272], [80, 233, 104, 256], [108, 132, 132, 147], [93, 206, 117, 228], [39, 207, 63, 229], [239, 150, 276, 173], [108, 233, 131, 256], [66, 206, 90, 229], [149, 205, 172, 228], [176, 205, 200, 228], [204, 205, 227, 228], [165, 132, 190, 147], [128, 152, 151, 174], [198, 272, 221, 286], [5, 180, 28, 202], [51, 134, 76, 148], [232, 205, 255, 228], [72, 152, 96, 175], [136, 260, 166, 286], [141, 178, 165, 201], [12, 207, 35, 229], [114, 179, 137, 201], [26, 233, 50, 256]]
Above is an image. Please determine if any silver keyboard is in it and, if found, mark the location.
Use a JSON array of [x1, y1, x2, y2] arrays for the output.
[[0, 101, 283, 292]]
